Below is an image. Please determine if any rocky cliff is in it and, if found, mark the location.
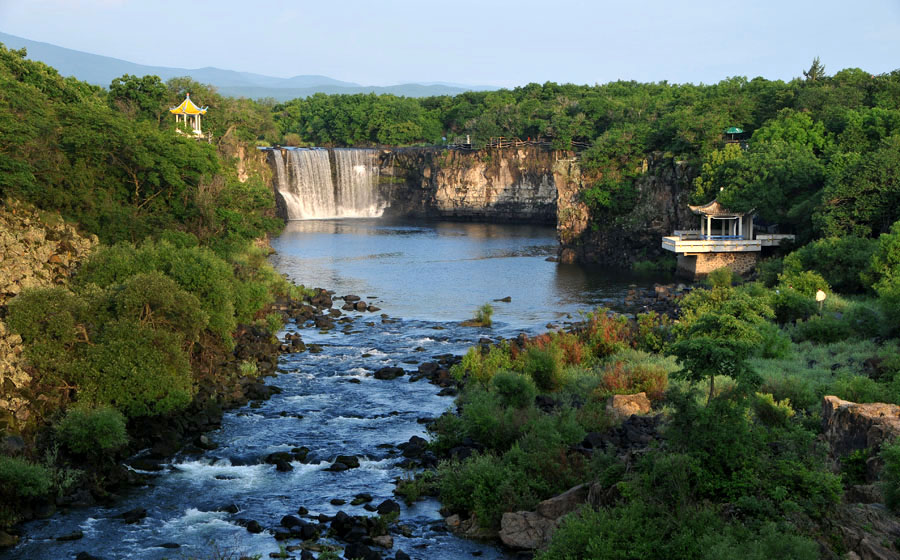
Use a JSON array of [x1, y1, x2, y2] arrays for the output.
[[267, 146, 695, 266], [0, 200, 97, 431], [377, 147, 565, 224], [557, 153, 696, 267]]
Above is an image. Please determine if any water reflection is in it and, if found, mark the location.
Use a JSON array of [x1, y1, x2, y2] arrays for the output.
[[271, 219, 662, 331]]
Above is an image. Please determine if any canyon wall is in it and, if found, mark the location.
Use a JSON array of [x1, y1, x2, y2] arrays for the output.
[[268, 146, 695, 267], [377, 147, 564, 224], [557, 153, 696, 267]]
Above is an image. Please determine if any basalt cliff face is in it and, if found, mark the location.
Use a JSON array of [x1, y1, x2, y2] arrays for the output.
[[377, 147, 565, 224], [557, 153, 696, 267]]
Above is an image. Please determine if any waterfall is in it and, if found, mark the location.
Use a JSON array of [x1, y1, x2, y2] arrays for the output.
[[272, 148, 384, 220]]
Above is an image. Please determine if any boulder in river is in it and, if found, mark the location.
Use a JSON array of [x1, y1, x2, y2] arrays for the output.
[[374, 367, 405, 380], [376, 499, 400, 515], [343, 542, 380, 560], [121, 507, 147, 524]]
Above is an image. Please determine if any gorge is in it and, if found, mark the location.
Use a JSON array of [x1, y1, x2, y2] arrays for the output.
[[267, 146, 696, 268]]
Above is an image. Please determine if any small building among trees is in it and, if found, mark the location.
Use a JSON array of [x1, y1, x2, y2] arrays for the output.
[[662, 199, 794, 278], [169, 93, 207, 137]]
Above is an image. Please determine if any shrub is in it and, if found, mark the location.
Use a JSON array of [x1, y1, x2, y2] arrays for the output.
[[491, 371, 537, 409], [757, 257, 784, 288], [459, 388, 524, 451], [751, 393, 795, 428], [0, 456, 52, 499], [706, 266, 739, 289], [79, 319, 194, 417], [756, 321, 792, 359], [758, 376, 818, 412], [583, 308, 631, 357], [772, 289, 818, 324], [832, 374, 889, 404], [777, 270, 830, 298], [596, 360, 668, 402], [522, 347, 564, 392], [5, 287, 88, 376], [452, 345, 512, 386], [880, 441, 900, 512], [56, 405, 128, 456], [783, 236, 876, 294], [791, 314, 852, 343], [471, 303, 493, 327], [113, 271, 208, 344], [635, 311, 673, 353]]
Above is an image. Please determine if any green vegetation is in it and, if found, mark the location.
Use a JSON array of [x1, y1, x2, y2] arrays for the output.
[[0, 42, 314, 530], [432, 214, 900, 556], [56, 406, 128, 457]]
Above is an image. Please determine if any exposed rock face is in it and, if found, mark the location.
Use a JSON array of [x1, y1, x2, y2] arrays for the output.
[[822, 396, 900, 461], [0, 200, 98, 430], [557, 153, 695, 267], [834, 504, 900, 560], [606, 392, 652, 422], [377, 147, 567, 224], [499, 484, 589, 550]]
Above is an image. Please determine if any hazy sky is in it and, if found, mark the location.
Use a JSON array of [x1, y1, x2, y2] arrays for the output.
[[1, 0, 898, 87]]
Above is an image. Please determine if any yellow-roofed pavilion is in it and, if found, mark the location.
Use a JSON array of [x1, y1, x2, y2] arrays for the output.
[[169, 93, 208, 136]]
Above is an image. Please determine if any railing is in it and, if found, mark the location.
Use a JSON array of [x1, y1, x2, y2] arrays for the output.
[[662, 236, 761, 254], [446, 136, 591, 152]]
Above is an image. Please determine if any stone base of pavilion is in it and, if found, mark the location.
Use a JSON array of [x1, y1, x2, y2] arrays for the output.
[[676, 251, 759, 280]]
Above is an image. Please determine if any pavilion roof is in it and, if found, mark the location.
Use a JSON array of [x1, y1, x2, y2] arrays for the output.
[[688, 199, 752, 217], [169, 93, 207, 115]]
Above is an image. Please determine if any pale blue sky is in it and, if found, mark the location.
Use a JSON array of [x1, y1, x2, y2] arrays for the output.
[[0, 0, 898, 87]]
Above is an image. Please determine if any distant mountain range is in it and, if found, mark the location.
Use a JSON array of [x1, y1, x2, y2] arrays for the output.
[[0, 31, 495, 100]]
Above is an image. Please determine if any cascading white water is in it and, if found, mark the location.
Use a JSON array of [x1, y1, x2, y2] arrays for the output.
[[332, 148, 384, 218], [272, 148, 383, 220]]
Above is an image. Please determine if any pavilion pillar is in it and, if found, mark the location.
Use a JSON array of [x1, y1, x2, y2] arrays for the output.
[[707, 216, 711, 239]]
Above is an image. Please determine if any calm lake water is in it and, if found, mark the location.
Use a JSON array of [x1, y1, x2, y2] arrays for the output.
[[270, 219, 651, 332], [4, 219, 658, 560]]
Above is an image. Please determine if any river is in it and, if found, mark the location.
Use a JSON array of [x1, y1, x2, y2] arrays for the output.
[[4, 220, 658, 560]]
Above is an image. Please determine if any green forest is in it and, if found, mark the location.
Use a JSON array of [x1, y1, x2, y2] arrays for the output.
[[3, 39, 900, 559]]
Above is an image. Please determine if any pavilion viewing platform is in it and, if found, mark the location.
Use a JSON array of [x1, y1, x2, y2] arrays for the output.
[[662, 199, 794, 278]]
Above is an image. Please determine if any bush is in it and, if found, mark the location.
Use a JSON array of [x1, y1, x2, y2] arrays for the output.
[[880, 441, 900, 512], [491, 371, 537, 409], [474, 303, 493, 327], [5, 287, 88, 376], [635, 311, 673, 353], [790, 314, 853, 343], [751, 393, 795, 428], [706, 266, 739, 289], [452, 345, 512, 386], [758, 376, 818, 412], [56, 405, 128, 456], [756, 321, 792, 359], [79, 319, 194, 417], [777, 270, 830, 297], [783, 236, 876, 294], [459, 388, 524, 451], [596, 360, 668, 402], [757, 257, 784, 288], [0, 456, 52, 499], [832, 374, 889, 404], [522, 347, 564, 392], [772, 289, 818, 324], [113, 271, 208, 344], [583, 308, 631, 357]]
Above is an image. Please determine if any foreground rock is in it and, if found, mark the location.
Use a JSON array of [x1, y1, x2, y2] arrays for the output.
[[605, 392, 651, 422], [822, 396, 900, 472], [499, 484, 589, 549], [833, 503, 900, 560]]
